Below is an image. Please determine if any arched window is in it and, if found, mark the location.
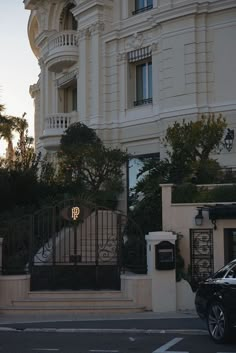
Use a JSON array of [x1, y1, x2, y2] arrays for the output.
[[59, 3, 77, 31]]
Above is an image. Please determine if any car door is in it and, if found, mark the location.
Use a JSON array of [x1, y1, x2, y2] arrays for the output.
[[223, 264, 236, 323]]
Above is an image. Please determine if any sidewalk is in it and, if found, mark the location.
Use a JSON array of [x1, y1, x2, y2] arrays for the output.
[[0, 310, 207, 334], [0, 309, 198, 325]]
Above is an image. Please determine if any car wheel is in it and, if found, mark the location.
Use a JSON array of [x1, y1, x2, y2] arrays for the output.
[[207, 302, 231, 343]]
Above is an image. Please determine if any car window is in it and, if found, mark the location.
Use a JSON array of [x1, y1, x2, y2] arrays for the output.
[[213, 268, 228, 279], [213, 261, 236, 279], [225, 264, 236, 279]]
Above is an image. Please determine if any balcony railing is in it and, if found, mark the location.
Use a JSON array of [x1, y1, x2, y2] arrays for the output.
[[132, 4, 153, 15], [134, 97, 153, 106], [44, 113, 77, 136], [49, 31, 78, 51], [42, 31, 78, 62], [57, 70, 77, 87]]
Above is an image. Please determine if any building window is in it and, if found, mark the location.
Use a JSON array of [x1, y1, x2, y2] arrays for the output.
[[127, 46, 153, 108], [60, 3, 77, 31], [132, 0, 153, 15], [135, 61, 152, 106], [128, 153, 159, 198], [72, 87, 77, 111]]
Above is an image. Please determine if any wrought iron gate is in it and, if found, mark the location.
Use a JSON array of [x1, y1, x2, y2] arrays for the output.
[[190, 228, 214, 285], [30, 200, 124, 290], [2, 199, 146, 291]]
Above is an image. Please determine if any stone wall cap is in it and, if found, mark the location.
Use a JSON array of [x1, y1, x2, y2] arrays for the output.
[[160, 183, 174, 188], [0, 274, 30, 281], [120, 273, 151, 280], [145, 231, 177, 241]]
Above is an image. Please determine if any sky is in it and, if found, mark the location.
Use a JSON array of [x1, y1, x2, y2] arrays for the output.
[[0, 1, 39, 156]]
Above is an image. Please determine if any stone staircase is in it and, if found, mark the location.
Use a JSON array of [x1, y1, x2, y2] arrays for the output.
[[0, 290, 147, 315]]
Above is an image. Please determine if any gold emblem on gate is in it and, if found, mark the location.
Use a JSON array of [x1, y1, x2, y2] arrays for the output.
[[71, 207, 80, 221]]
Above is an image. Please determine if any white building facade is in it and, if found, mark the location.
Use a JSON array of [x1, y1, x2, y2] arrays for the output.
[[25, 0, 236, 166]]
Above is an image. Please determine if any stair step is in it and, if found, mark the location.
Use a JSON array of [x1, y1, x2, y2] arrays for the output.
[[13, 297, 134, 308], [1, 290, 147, 315], [0, 305, 146, 315], [28, 290, 123, 299]]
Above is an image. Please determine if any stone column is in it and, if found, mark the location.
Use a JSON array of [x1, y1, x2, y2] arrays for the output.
[[39, 59, 46, 137], [121, 0, 129, 19], [30, 82, 40, 149], [153, 0, 158, 8], [0, 237, 3, 274], [160, 184, 173, 229], [151, 42, 160, 107], [118, 52, 127, 116], [90, 22, 104, 125], [78, 28, 90, 123], [145, 231, 177, 312]]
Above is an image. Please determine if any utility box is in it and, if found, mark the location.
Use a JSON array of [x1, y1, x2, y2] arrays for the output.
[[155, 241, 175, 270]]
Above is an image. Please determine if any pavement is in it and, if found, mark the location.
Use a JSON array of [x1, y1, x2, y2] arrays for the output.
[[0, 309, 198, 324], [0, 310, 207, 334]]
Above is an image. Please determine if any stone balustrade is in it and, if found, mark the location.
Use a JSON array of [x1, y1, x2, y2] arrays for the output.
[[42, 31, 78, 56], [49, 31, 78, 51], [44, 112, 77, 136]]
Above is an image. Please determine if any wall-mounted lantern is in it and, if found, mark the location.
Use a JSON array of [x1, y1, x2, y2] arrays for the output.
[[224, 129, 234, 152], [195, 208, 204, 226]]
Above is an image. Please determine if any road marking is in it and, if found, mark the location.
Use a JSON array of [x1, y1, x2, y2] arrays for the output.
[[129, 337, 135, 342], [152, 337, 188, 353], [89, 351, 119, 353], [32, 349, 59, 352]]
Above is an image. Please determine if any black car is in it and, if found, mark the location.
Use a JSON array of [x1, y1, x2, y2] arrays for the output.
[[195, 259, 236, 343]]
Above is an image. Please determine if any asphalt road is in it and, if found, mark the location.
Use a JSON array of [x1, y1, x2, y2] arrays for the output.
[[0, 331, 236, 353]]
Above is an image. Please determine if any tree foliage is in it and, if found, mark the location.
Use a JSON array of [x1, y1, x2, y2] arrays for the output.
[[130, 114, 228, 234], [164, 114, 227, 183], [58, 122, 128, 207]]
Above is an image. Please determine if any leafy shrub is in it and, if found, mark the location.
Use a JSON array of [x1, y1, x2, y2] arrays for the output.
[[172, 183, 236, 203]]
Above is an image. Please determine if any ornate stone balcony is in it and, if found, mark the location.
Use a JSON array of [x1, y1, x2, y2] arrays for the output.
[[43, 31, 79, 73], [43, 112, 77, 137]]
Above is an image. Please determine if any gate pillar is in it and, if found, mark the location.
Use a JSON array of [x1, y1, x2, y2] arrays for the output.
[[0, 237, 3, 274], [145, 231, 177, 312]]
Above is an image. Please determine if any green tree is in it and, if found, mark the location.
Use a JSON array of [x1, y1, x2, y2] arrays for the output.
[[0, 112, 15, 161], [164, 114, 227, 183], [130, 114, 228, 234], [14, 112, 28, 156], [57, 122, 128, 207]]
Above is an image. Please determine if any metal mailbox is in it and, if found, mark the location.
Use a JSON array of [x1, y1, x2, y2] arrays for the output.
[[155, 241, 175, 270]]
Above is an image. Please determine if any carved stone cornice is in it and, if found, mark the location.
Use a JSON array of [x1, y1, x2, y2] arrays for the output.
[[89, 22, 105, 35], [78, 21, 105, 39], [30, 82, 40, 98], [79, 28, 91, 40]]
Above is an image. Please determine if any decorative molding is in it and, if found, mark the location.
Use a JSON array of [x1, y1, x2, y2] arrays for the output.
[[117, 52, 127, 63], [151, 42, 159, 53], [127, 32, 144, 50], [89, 22, 105, 35], [79, 28, 90, 40], [79, 22, 105, 39], [29, 82, 40, 98], [38, 57, 45, 68], [35, 0, 50, 31]]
